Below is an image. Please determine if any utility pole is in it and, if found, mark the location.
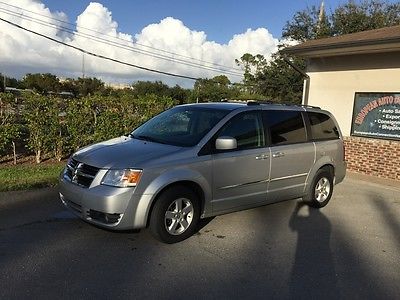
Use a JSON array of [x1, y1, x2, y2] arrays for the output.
[[318, 1, 325, 27], [82, 52, 85, 78], [316, 1, 326, 37]]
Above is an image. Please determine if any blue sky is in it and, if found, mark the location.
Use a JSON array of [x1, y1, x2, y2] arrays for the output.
[[41, 0, 340, 43], [1, 0, 398, 84]]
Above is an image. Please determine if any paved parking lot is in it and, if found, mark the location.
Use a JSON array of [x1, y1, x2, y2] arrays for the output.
[[0, 175, 399, 299]]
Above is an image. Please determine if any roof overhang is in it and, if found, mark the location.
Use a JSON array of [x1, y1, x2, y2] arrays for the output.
[[282, 25, 400, 58], [283, 39, 400, 58]]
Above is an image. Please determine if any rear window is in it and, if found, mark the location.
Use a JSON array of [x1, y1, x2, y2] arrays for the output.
[[307, 112, 339, 141], [264, 110, 307, 145]]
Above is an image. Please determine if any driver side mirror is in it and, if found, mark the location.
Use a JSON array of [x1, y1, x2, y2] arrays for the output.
[[215, 136, 237, 150]]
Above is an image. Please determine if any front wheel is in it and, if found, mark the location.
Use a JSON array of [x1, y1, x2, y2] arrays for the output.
[[303, 169, 334, 208], [149, 186, 200, 243]]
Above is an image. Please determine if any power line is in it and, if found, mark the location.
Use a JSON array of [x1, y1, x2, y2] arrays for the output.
[[0, 16, 201, 81], [0, 7, 242, 77], [0, 1, 243, 73]]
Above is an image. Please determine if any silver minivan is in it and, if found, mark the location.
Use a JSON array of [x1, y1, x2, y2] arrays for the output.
[[59, 101, 346, 243]]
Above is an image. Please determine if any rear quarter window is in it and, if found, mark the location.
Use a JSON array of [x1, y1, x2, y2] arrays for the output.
[[307, 112, 339, 141]]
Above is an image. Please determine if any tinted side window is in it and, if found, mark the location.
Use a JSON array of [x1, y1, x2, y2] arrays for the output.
[[308, 112, 339, 140], [217, 111, 265, 150], [264, 110, 307, 145]]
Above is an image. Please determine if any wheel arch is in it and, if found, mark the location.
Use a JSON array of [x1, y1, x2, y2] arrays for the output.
[[305, 159, 336, 193], [145, 180, 205, 227]]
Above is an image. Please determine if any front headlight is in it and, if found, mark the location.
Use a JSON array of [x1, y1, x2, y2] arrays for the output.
[[101, 169, 142, 188]]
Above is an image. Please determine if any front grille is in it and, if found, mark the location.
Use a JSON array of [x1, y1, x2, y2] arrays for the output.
[[64, 158, 99, 188]]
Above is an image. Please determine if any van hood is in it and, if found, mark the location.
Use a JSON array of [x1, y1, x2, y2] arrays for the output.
[[72, 136, 183, 169]]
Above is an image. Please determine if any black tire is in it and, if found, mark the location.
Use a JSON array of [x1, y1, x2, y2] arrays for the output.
[[149, 186, 200, 244], [303, 169, 334, 208]]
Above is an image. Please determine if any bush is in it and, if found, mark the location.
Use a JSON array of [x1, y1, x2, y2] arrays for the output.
[[65, 96, 97, 151], [23, 94, 56, 163], [0, 93, 21, 159], [0, 92, 179, 163]]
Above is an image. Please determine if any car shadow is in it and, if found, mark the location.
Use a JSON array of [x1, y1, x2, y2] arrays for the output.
[[288, 201, 339, 299]]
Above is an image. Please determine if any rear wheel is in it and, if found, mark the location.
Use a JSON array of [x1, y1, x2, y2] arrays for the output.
[[149, 186, 200, 243], [303, 169, 334, 208]]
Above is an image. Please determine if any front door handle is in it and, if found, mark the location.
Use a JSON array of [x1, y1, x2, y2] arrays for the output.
[[255, 154, 269, 160], [272, 152, 285, 158]]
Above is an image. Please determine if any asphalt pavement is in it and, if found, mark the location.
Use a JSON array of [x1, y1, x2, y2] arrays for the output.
[[0, 175, 399, 299]]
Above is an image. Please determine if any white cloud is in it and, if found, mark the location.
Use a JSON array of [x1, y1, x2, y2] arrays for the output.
[[0, 0, 279, 86]]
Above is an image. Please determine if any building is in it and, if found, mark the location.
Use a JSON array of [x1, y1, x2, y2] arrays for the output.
[[105, 82, 132, 90], [283, 25, 400, 180]]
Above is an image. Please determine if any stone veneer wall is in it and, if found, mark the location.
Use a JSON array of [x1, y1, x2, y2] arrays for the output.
[[344, 136, 400, 180]]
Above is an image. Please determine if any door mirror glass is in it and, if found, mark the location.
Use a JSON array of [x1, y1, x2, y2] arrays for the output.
[[215, 136, 237, 150]]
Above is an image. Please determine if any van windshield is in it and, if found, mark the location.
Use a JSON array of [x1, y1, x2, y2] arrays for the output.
[[131, 106, 229, 147]]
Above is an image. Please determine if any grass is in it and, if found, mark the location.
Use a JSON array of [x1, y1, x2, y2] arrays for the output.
[[0, 162, 65, 192]]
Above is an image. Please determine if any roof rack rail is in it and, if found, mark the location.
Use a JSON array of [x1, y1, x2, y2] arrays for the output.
[[218, 100, 321, 109], [251, 101, 321, 109], [220, 99, 247, 103], [248, 100, 274, 105], [298, 104, 321, 109]]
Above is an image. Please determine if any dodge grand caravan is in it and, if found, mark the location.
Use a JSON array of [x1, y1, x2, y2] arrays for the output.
[[59, 101, 346, 243]]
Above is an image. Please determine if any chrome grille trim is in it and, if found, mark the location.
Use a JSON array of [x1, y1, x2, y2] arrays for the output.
[[64, 158, 99, 188]]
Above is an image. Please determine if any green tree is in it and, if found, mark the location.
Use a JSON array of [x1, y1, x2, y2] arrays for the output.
[[282, 5, 331, 41], [191, 75, 238, 102], [257, 51, 305, 103], [132, 81, 170, 97], [235, 54, 267, 91], [249, 0, 400, 104], [131, 81, 190, 104], [21, 73, 61, 94], [283, 0, 400, 41], [235, 51, 305, 103], [168, 85, 190, 104], [212, 75, 231, 86], [61, 77, 105, 97], [0, 74, 23, 90], [331, 0, 400, 35]]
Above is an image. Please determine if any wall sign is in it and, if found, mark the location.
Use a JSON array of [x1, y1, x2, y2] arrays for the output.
[[351, 92, 400, 140]]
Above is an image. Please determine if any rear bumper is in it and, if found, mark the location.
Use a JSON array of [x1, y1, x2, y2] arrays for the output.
[[59, 176, 148, 230], [335, 161, 347, 185]]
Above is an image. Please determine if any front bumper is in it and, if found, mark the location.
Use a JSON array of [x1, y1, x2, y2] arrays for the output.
[[59, 175, 145, 230]]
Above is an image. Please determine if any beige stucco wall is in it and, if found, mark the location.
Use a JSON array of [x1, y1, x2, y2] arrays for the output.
[[305, 52, 400, 136]]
